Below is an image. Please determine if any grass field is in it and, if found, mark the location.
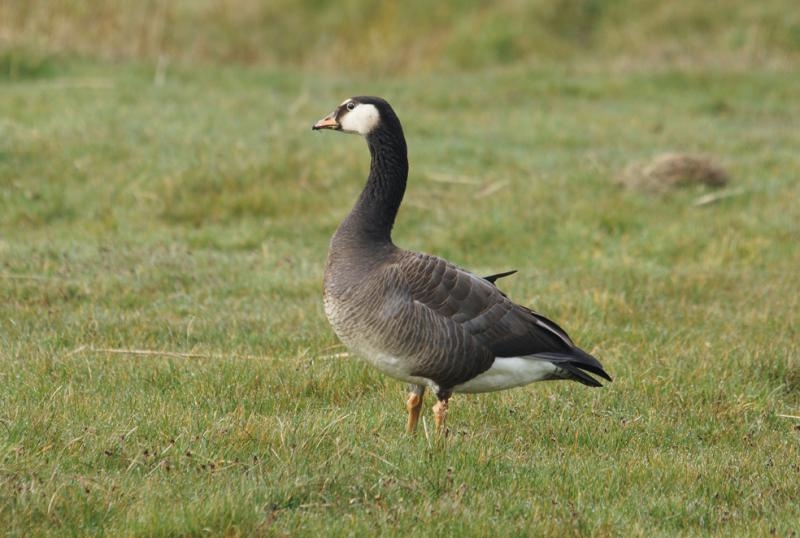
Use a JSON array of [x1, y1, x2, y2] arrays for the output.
[[2, 9, 800, 536]]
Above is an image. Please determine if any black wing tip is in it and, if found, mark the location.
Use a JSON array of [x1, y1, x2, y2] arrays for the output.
[[561, 364, 610, 387], [569, 346, 613, 384], [579, 362, 613, 383], [537, 350, 613, 387], [483, 269, 517, 284]]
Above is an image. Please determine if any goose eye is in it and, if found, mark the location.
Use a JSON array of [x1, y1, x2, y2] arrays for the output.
[[346, 102, 356, 111]]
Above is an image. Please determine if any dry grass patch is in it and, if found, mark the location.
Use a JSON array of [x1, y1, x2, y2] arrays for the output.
[[617, 152, 731, 194]]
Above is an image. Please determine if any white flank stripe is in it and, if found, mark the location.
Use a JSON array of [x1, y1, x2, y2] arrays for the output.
[[452, 357, 558, 394]]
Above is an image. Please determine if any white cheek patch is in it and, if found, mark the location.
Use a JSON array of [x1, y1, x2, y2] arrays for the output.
[[340, 103, 380, 135]]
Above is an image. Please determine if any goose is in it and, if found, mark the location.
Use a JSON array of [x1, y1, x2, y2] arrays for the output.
[[313, 96, 611, 433]]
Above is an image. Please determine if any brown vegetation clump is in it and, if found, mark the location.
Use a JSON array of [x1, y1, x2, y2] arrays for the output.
[[617, 153, 731, 194]]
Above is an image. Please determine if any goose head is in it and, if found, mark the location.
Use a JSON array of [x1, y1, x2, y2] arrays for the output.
[[312, 96, 399, 138]]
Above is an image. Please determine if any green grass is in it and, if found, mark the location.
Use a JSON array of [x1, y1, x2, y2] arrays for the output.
[[3, 0, 800, 72], [2, 57, 800, 536]]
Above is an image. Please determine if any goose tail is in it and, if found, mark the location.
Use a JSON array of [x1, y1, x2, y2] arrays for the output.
[[535, 348, 612, 387]]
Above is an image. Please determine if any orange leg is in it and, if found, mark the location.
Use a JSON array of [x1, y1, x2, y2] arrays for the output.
[[432, 391, 452, 433], [406, 392, 424, 433]]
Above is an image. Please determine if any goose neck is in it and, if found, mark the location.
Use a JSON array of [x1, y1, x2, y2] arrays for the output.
[[339, 129, 408, 244]]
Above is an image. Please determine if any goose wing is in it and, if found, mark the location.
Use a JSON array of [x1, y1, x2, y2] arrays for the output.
[[394, 251, 611, 385], [398, 252, 571, 353]]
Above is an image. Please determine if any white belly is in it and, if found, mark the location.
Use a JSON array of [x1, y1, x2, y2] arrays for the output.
[[452, 357, 558, 393], [325, 294, 432, 387], [360, 349, 431, 386]]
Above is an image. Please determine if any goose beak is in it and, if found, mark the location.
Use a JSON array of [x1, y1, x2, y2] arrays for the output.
[[312, 111, 340, 131]]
